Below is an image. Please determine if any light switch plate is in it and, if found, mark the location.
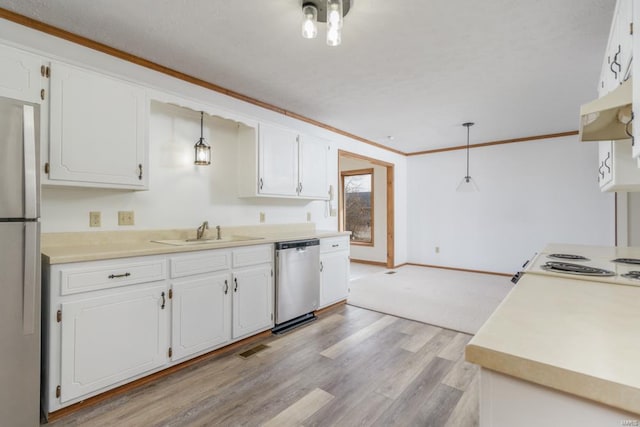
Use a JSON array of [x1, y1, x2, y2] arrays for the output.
[[259, 212, 265, 223], [118, 211, 135, 226]]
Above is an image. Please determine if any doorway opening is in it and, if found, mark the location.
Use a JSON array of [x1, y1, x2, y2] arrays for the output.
[[338, 150, 395, 268]]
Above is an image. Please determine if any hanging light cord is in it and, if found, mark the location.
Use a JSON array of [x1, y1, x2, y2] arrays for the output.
[[200, 111, 204, 141], [466, 124, 470, 179]]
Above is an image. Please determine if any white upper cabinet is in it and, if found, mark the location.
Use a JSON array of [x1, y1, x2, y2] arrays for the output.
[[0, 44, 45, 104], [258, 123, 299, 196], [237, 122, 329, 199], [48, 62, 148, 189], [633, 0, 640, 158], [299, 134, 330, 199], [600, 0, 633, 93]]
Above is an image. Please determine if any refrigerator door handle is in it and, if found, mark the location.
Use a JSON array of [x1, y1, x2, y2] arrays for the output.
[[23, 105, 37, 219], [23, 222, 38, 335]]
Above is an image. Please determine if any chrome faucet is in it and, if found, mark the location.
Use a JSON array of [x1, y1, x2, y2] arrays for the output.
[[216, 225, 221, 240], [196, 221, 209, 240]]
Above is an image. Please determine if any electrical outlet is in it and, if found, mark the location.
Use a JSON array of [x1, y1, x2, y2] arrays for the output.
[[118, 211, 135, 226], [306, 212, 311, 222], [330, 208, 337, 217], [435, 246, 440, 254], [89, 211, 101, 227], [259, 212, 265, 223]]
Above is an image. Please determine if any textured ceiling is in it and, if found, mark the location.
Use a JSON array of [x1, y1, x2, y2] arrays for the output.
[[0, 0, 615, 152]]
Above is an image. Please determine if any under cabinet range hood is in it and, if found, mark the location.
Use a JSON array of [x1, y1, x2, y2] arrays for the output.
[[579, 78, 633, 142]]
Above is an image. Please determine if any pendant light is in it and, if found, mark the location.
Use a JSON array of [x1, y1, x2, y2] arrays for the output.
[[456, 122, 479, 192], [194, 111, 211, 166]]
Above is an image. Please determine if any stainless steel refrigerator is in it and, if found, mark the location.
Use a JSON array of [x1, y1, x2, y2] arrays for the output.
[[0, 96, 41, 426]]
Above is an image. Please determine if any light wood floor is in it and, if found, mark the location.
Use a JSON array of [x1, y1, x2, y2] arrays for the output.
[[46, 305, 479, 426]]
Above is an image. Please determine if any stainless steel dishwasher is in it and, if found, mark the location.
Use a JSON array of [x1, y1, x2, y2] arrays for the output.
[[273, 239, 320, 333]]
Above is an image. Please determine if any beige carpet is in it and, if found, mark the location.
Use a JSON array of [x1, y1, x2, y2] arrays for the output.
[[347, 265, 513, 334]]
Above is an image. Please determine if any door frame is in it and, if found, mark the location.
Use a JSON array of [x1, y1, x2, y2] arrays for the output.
[[338, 150, 395, 268]]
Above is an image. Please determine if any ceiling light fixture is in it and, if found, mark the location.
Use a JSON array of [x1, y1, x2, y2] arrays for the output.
[[194, 111, 211, 166], [457, 122, 479, 192], [301, 0, 352, 46]]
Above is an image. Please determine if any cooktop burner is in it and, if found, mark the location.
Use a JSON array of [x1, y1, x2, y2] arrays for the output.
[[540, 261, 615, 277], [611, 258, 640, 265], [621, 271, 640, 280], [547, 254, 590, 261]]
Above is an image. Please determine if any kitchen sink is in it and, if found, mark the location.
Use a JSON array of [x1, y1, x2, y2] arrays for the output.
[[152, 235, 264, 246]]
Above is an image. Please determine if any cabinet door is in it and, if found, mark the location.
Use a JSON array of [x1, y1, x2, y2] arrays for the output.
[[0, 44, 44, 104], [633, 0, 640, 158], [232, 265, 273, 339], [320, 251, 350, 308], [258, 123, 299, 196], [614, 0, 633, 80], [171, 273, 231, 361], [59, 284, 167, 402], [49, 62, 147, 188], [299, 135, 329, 199]]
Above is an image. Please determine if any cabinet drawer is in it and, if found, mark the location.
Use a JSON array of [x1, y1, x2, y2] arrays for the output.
[[59, 259, 166, 295], [233, 245, 273, 268], [170, 250, 231, 278], [320, 236, 350, 253]]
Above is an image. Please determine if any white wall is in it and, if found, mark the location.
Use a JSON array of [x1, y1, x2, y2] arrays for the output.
[[407, 136, 615, 273], [0, 18, 408, 263], [628, 192, 640, 245], [339, 157, 387, 263]]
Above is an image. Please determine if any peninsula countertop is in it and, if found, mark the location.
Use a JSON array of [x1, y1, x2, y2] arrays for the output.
[[465, 273, 640, 415], [41, 224, 350, 264]]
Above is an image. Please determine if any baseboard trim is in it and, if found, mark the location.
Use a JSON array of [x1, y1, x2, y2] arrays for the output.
[[46, 329, 272, 422], [350, 259, 387, 267], [406, 262, 512, 278], [315, 300, 347, 316]]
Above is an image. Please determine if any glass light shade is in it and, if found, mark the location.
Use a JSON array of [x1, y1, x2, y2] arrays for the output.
[[301, 4, 318, 39], [456, 176, 479, 192], [194, 139, 211, 165], [326, 0, 343, 46]]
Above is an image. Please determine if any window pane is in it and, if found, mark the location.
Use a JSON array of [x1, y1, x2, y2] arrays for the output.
[[344, 173, 372, 243]]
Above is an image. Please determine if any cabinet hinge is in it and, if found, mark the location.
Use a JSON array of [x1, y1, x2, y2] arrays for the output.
[[631, 22, 634, 35], [44, 162, 50, 174], [46, 66, 50, 78], [56, 385, 61, 398], [40, 65, 46, 77], [271, 313, 273, 320], [168, 347, 172, 358], [56, 309, 62, 323], [168, 288, 173, 299], [271, 269, 273, 277], [40, 89, 45, 100]]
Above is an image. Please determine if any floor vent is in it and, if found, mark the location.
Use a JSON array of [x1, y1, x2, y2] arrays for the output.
[[238, 344, 270, 359], [385, 271, 397, 274]]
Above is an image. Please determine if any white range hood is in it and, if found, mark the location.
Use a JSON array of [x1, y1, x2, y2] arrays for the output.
[[579, 78, 633, 142]]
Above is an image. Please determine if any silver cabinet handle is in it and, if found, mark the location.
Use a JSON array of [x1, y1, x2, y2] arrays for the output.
[[108, 272, 131, 279], [234, 277, 238, 292], [298, 182, 303, 194], [138, 163, 143, 180], [224, 279, 229, 294], [161, 292, 166, 309], [259, 178, 264, 190], [22, 222, 38, 335], [320, 261, 324, 272], [23, 105, 37, 219]]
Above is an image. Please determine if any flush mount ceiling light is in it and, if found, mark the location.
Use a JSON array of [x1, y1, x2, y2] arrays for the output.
[[456, 122, 479, 192], [301, 0, 352, 46], [194, 111, 211, 166]]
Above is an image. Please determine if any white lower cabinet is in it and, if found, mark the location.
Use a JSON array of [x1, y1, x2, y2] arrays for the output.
[[232, 265, 273, 339], [44, 244, 274, 416], [60, 283, 168, 403], [319, 236, 350, 308], [170, 273, 232, 362]]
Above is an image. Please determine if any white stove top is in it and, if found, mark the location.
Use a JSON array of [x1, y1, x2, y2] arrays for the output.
[[524, 244, 640, 287]]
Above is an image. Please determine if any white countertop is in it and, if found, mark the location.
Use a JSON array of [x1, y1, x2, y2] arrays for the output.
[[41, 224, 350, 264], [466, 273, 640, 415]]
